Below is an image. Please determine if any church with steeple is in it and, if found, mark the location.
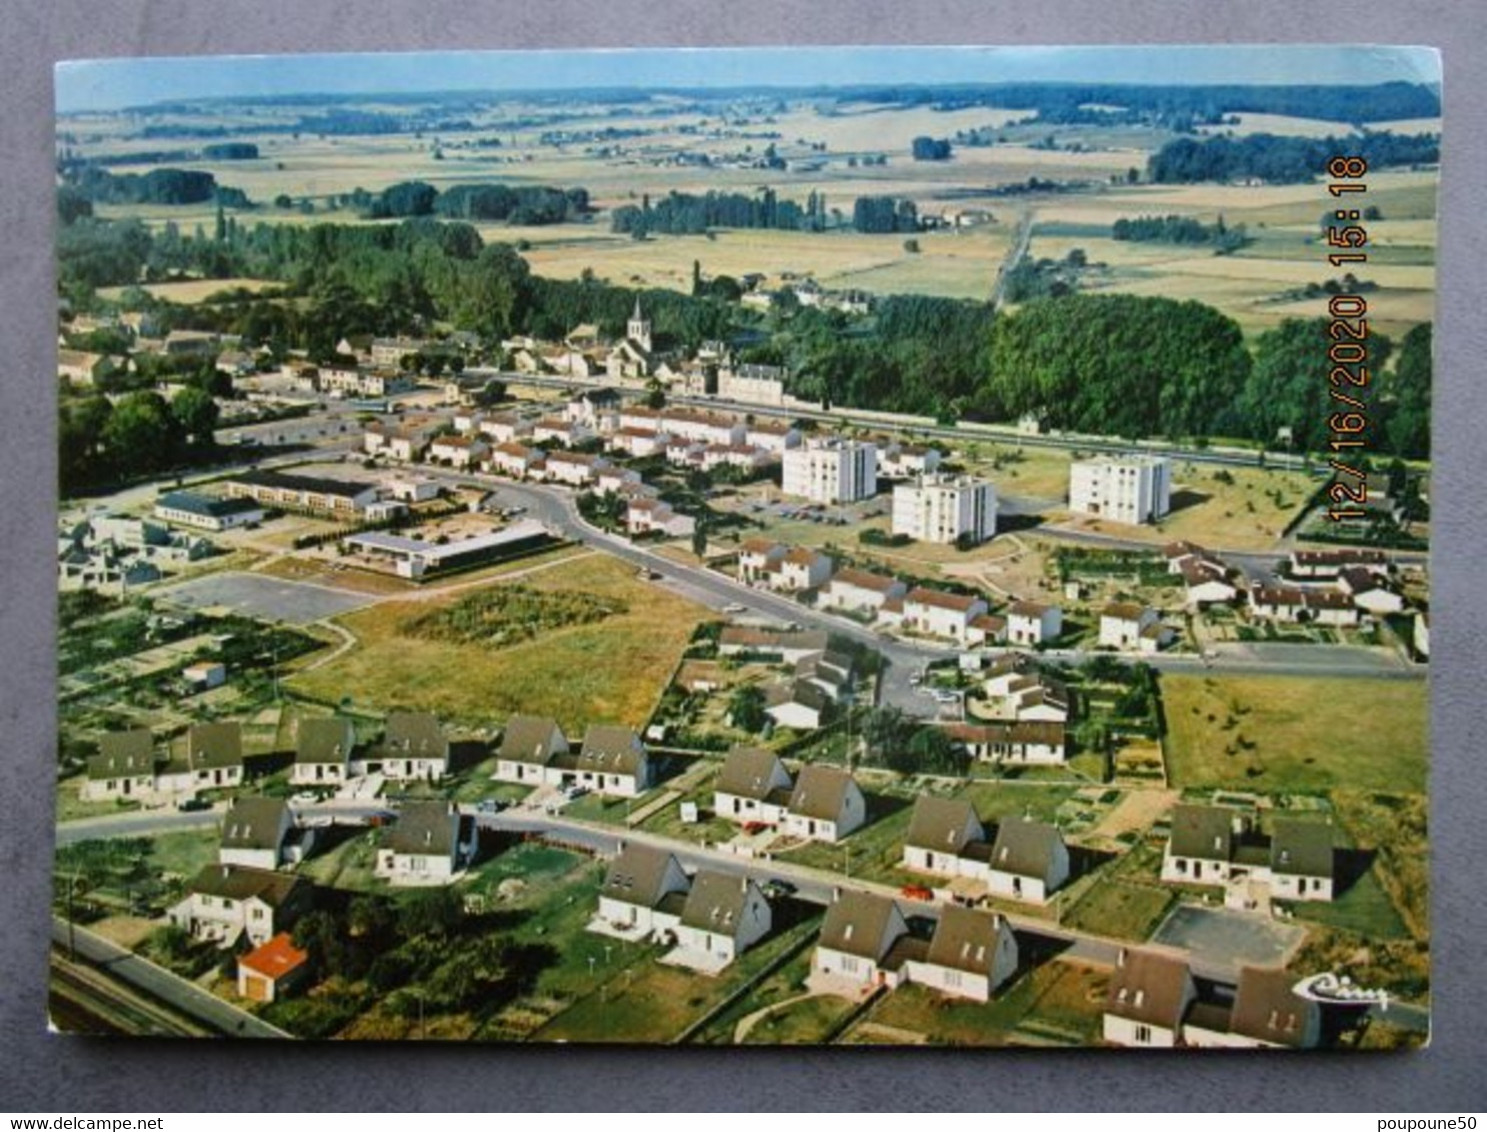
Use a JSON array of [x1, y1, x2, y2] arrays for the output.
[[606, 296, 659, 382]]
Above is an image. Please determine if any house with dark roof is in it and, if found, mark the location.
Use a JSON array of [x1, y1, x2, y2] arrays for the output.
[[1337, 566, 1405, 616], [570, 725, 652, 797], [1161, 804, 1238, 886], [369, 711, 449, 782], [593, 843, 691, 940], [765, 679, 833, 731], [156, 721, 245, 795], [375, 800, 476, 885], [291, 716, 359, 787], [1183, 965, 1322, 1050], [1162, 804, 1336, 904], [1102, 946, 1197, 1047], [219, 797, 295, 871], [902, 797, 986, 877], [718, 626, 830, 663], [237, 932, 312, 1004], [811, 891, 910, 990], [493, 714, 569, 786], [984, 818, 1070, 904], [903, 905, 1018, 1003], [168, 864, 313, 948], [795, 650, 855, 702], [714, 748, 794, 827], [1268, 819, 1336, 902], [783, 764, 866, 843], [82, 729, 159, 802], [673, 872, 773, 967]]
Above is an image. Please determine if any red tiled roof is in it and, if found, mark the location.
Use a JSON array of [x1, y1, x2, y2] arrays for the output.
[[238, 932, 309, 981]]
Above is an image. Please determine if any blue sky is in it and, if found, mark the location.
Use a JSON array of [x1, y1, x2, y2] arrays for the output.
[[56, 45, 1442, 114]]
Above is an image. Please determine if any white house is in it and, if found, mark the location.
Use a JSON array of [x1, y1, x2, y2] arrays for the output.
[[1180, 559, 1239, 609], [765, 680, 833, 731], [1161, 804, 1238, 887], [168, 864, 312, 949], [608, 427, 669, 459], [818, 568, 906, 615], [82, 730, 158, 802], [891, 475, 996, 545], [744, 421, 801, 453], [291, 716, 359, 787], [236, 933, 312, 1005], [811, 891, 909, 990], [1267, 819, 1336, 902], [1069, 455, 1171, 525], [1005, 601, 1063, 647], [428, 434, 489, 470], [545, 451, 609, 488], [572, 725, 652, 797], [1160, 805, 1334, 904], [945, 721, 1067, 765], [985, 818, 1070, 904], [660, 409, 747, 448], [1288, 548, 1389, 580], [375, 801, 477, 885], [477, 414, 528, 445], [901, 587, 989, 644], [1099, 603, 1162, 650], [370, 712, 449, 782], [1102, 947, 1197, 1048], [903, 906, 1018, 1004], [493, 714, 569, 786], [485, 441, 546, 479], [902, 796, 985, 878], [781, 436, 877, 503], [1338, 567, 1405, 616], [765, 547, 834, 592], [626, 498, 696, 539], [783, 764, 865, 843], [565, 387, 623, 430], [673, 872, 773, 967], [594, 844, 691, 938], [737, 538, 788, 584], [218, 797, 295, 871], [532, 417, 588, 448], [714, 747, 794, 827], [879, 444, 943, 481], [155, 721, 244, 795]]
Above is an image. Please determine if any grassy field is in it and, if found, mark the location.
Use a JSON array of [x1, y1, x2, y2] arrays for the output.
[[286, 553, 707, 730], [1062, 877, 1176, 943], [847, 959, 1107, 1047], [1160, 674, 1428, 794], [97, 278, 284, 304]]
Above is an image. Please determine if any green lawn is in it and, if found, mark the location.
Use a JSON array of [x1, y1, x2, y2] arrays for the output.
[[740, 993, 859, 1045], [1062, 879, 1175, 943], [1289, 868, 1411, 940], [1161, 675, 1428, 794]]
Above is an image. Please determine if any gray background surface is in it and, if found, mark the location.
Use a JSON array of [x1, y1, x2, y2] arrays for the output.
[[3, 1, 1482, 1112]]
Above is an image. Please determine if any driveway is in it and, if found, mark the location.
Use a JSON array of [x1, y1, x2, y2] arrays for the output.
[[1152, 904, 1306, 977]]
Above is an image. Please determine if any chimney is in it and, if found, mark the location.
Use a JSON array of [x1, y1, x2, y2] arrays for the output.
[[831, 886, 841, 904], [1116, 947, 1128, 969]]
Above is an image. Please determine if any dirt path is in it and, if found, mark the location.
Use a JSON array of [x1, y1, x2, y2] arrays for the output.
[[733, 991, 832, 1043], [1091, 787, 1179, 842]]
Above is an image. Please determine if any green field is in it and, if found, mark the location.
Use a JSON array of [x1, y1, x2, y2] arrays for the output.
[[286, 553, 708, 731], [1160, 674, 1428, 794]]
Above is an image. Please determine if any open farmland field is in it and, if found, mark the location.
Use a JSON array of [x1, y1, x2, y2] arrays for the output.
[[1160, 674, 1428, 794], [285, 552, 707, 730], [97, 277, 285, 304]]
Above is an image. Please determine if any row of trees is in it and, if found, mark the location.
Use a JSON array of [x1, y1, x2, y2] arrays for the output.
[[851, 196, 919, 234], [363, 180, 589, 224], [64, 166, 251, 208], [610, 188, 829, 237], [1111, 214, 1250, 252]]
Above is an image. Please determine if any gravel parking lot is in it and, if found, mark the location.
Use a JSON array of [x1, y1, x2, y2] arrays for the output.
[[154, 572, 379, 624], [1152, 904, 1306, 975]]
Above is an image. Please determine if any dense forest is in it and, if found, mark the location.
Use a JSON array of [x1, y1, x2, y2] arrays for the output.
[[851, 196, 919, 234], [1148, 131, 1439, 184], [610, 189, 828, 236]]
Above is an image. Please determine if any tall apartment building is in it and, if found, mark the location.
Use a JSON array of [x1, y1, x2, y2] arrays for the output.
[[892, 475, 998, 544], [1069, 455, 1171, 525], [781, 437, 878, 503]]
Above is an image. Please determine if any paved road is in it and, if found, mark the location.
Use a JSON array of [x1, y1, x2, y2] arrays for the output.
[[50, 917, 292, 1039], [56, 808, 222, 846]]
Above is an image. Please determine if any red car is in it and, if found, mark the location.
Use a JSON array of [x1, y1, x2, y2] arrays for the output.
[[900, 884, 934, 902], [742, 821, 768, 836]]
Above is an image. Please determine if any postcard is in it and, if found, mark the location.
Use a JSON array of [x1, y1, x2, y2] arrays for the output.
[[50, 45, 1436, 1048]]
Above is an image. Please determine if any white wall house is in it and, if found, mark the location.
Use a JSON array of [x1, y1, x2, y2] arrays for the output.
[[1069, 455, 1171, 524], [984, 818, 1070, 904], [1006, 601, 1063, 647], [891, 475, 997, 545], [782, 764, 866, 843], [167, 865, 311, 949], [1099, 603, 1161, 650], [901, 588, 988, 644], [818, 568, 907, 615], [1102, 948, 1197, 1048], [673, 873, 773, 967], [714, 748, 794, 827], [375, 801, 477, 886], [903, 906, 1018, 1004], [902, 797, 986, 878], [594, 844, 690, 939], [811, 892, 909, 990], [781, 437, 877, 503]]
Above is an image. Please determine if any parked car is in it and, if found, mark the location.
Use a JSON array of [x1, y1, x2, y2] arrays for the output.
[[742, 821, 769, 835], [292, 791, 321, 805], [722, 603, 747, 614], [563, 785, 589, 801], [176, 796, 211, 812], [761, 879, 797, 900], [900, 884, 935, 902], [476, 799, 506, 814]]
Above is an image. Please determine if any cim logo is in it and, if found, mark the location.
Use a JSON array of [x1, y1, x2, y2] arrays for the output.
[[1291, 972, 1390, 1010]]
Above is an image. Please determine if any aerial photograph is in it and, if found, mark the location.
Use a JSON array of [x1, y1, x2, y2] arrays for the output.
[[49, 44, 1435, 1048]]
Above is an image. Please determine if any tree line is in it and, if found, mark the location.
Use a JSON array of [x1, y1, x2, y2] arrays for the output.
[[1111, 214, 1250, 252], [1148, 131, 1439, 184], [610, 188, 829, 236], [364, 180, 589, 224], [63, 166, 252, 208]]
